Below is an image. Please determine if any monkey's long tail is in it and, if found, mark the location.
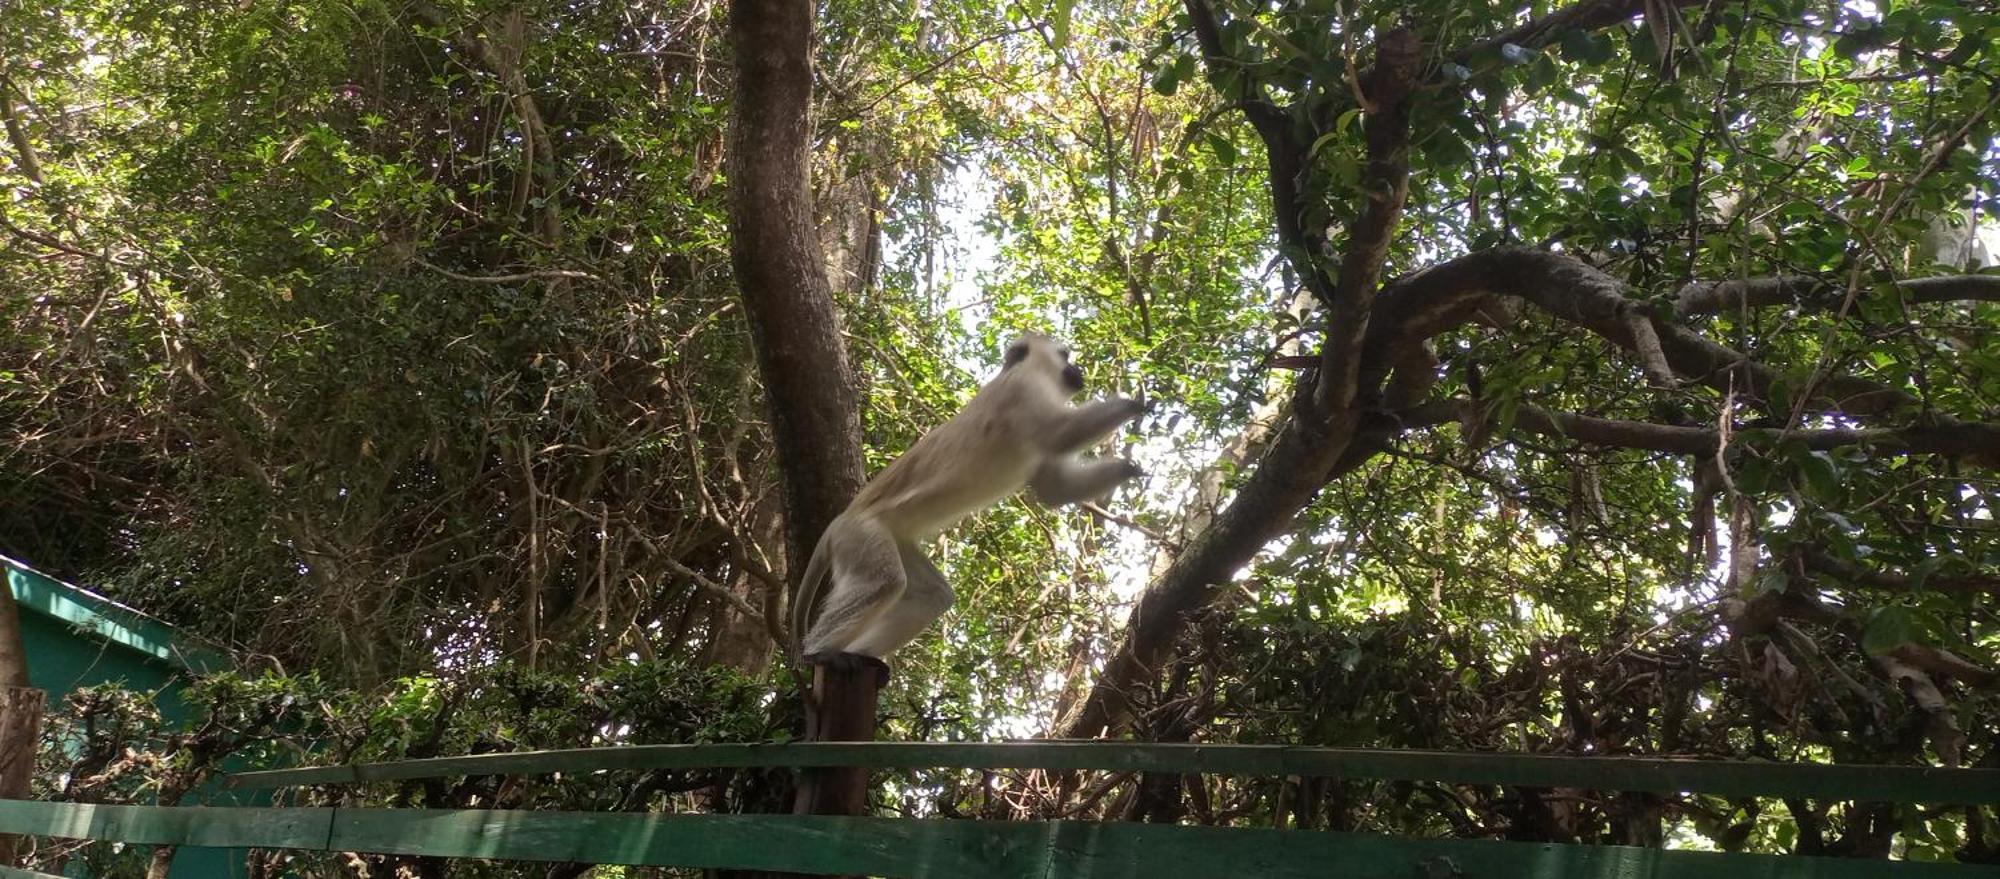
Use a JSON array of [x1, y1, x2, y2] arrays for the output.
[[787, 527, 837, 714], [787, 524, 836, 669]]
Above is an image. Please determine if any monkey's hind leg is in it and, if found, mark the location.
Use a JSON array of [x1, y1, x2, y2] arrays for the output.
[[844, 542, 954, 660], [799, 516, 906, 659]]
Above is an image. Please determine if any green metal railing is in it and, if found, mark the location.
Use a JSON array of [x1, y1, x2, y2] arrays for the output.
[[6, 742, 2000, 877]]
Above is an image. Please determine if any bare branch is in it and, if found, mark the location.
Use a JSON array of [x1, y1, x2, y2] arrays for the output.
[[1620, 307, 1678, 387], [1674, 275, 2000, 317], [662, 557, 765, 623], [1445, 398, 2000, 465], [414, 259, 598, 284]]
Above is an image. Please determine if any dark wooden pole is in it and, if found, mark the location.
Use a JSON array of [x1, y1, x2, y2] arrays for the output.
[[790, 661, 881, 817]]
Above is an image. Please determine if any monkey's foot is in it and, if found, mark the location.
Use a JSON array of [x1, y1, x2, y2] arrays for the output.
[[803, 650, 892, 688]]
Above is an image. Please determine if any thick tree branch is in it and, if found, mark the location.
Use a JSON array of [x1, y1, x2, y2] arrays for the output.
[[1674, 275, 2000, 316], [728, 0, 870, 838], [1062, 10, 1427, 739], [1450, 0, 1710, 64], [1363, 247, 1922, 418], [1054, 400, 1455, 738], [1184, 1, 1329, 306], [1315, 27, 1422, 413], [1800, 550, 2000, 598], [0, 74, 45, 185]]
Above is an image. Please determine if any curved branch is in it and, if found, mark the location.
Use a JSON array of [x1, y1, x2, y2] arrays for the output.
[[1184, 0, 1325, 306], [1800, 550, 2000, 598], [1674, 275, 2000, 317], [1054, 399, 1455, 739], [1363, 247, 1921, 418], [1315, 26, 1422, 412]]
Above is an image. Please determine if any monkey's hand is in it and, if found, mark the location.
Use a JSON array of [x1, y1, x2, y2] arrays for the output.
[[1050, 397, 1147, 453], [1031, 457, 1143, 506]]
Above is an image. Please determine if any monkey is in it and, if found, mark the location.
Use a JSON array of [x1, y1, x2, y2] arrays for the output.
[[789, 332, 1146, 675]]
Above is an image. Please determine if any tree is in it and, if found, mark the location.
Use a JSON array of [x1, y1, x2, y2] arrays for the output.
[[1050, 0, 2000, 758]]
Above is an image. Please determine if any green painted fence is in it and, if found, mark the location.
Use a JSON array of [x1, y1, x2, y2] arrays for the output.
[[2, 799, 1997, 878], [8, 742, 2000, 876], [227, 740, 2000, 804]]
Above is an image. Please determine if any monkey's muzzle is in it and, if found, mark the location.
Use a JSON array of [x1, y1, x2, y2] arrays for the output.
[[1062, 364, 1085, 392]]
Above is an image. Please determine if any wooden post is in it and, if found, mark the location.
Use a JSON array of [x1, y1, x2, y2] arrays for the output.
[[1, 560, 45, 867], [791, 659, 882, 819]]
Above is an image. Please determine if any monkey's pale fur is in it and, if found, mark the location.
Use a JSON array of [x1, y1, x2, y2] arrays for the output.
[[791, 332, 1144, 662]]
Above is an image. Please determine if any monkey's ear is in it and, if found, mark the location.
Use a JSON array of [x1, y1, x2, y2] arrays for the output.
[[1004, 341, 1030, 368]]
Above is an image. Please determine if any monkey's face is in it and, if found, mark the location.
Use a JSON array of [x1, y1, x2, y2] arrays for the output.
[[1004, 332, 1085, 395]]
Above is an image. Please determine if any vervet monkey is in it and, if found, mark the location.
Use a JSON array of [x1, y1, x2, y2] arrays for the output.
[[790, 332, 1145, 670]]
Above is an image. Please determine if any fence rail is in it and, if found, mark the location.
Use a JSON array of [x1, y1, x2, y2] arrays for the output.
[[4, 798, 1997, 878], [13, 745, 2000, 876], [227, 740, 2000, 804]]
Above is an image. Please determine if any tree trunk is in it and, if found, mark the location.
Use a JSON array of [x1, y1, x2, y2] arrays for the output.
[[1, 571, 45, 867], [725, 0, 872, 867], [726, 0, 866, 578]]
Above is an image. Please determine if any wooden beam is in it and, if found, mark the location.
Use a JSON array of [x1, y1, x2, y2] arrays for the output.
[[0, 800, 331, 848], [225, 741, 2000, 804], [4, 800, 1997, 878]]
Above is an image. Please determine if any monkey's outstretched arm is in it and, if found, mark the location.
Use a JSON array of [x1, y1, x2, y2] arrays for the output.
[[1029, 458, 1143, 506], [1045, 398, 1144, 454]]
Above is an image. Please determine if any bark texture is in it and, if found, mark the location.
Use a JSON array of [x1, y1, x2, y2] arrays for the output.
[[727, 0, 867, 590], [725, 0, 872, 862]]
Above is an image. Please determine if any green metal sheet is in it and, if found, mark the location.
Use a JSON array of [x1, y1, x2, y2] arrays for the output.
[[3, 799, 1997, 877], [3, 555, 225, 676], [226, 741, 2000, 804]]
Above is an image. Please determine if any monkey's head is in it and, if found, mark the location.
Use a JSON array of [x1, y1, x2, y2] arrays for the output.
[[1003, 332, 1084, 393]]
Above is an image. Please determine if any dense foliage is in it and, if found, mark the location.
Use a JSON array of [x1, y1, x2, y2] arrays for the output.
[[4, 0, 1998, 872]]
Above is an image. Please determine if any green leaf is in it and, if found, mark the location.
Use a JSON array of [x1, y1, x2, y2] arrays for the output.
[[1794, 449, 1841, 500], [1862, 606, 1915, 656], [1206, 131, 1238, 166]]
